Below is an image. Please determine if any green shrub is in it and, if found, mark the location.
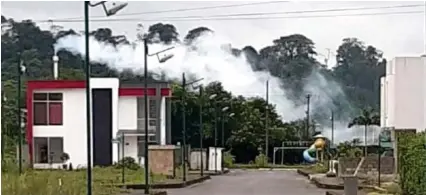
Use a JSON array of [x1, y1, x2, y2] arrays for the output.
[[398, 132, 426, 195], [223, 151, 235, 168], [254, 153, 268, 168], [114, 157, 140, 170]]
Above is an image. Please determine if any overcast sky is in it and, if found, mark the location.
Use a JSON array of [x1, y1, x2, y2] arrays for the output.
[[1, 1, 425, 65]]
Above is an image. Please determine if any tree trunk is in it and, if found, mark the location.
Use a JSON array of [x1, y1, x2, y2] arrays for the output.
[[364, 125, 368, 157]]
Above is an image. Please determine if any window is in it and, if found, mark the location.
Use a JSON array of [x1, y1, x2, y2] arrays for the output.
[[34, 137, 64, 164], [149, 99, 157, 118], [33, 93, 63, 125]]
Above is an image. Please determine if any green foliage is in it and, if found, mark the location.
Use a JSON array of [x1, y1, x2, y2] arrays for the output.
[[223, 151, 235, 168], [254, 153, 269, 168], [114, 157, 140, 170], [336, 140, 363, 158], [348, 108, 380, 156], [398, 132, 426, 195]]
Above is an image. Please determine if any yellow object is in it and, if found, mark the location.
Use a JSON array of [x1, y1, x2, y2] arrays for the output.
[[313, 137, 325, 150]]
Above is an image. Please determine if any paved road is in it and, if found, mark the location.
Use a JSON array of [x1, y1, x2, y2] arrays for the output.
[[167, 170, 326, 195]]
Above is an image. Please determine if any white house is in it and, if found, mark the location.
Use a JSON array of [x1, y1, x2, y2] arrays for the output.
[[380, 56, 426, 132], [26, 78, 173, 168]]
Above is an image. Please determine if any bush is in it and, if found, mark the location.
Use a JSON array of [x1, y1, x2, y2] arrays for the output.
[[114, 157, 140, 170], [398, 132, 426, 195], [254, 153, 268, 168], [223, 151, 235, 168]]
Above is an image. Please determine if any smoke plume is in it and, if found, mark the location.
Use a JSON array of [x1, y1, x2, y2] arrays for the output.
[[54, 32, 377, 144]]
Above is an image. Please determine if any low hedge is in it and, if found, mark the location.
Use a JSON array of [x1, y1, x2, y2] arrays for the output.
[[398, 132, 426, 195]]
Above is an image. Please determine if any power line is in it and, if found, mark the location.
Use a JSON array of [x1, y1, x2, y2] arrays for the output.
[[39, 3, 423, 23], [50, 1, 290, 21], [38, 10, 423, 23], [108, 4, 426, 21]]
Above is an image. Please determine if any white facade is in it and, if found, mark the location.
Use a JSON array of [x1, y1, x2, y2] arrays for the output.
[[116, 96, 168, 164], [380, 56, 426, 132], [32, 78, 169, 168]]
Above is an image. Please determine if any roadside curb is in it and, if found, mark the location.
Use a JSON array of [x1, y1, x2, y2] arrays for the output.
[[209, 169, 230, 176], [120, 175, 211, 189], [296, 169, 311, 178]]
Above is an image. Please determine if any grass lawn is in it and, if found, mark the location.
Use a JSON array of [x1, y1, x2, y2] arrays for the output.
[[2, 167, 170, 195], [299, 163, 329, 174]]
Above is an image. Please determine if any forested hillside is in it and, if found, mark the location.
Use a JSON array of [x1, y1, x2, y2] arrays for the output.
[[1, 16, 385, 163]]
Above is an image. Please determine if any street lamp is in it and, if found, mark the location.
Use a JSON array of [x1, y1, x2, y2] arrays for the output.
[[17, 60, 25, 175], [6, 24, 26, 175], [220, 106, 234, 171], [192, 84, 204, 176], [180, 74, 203, 182], [221, 106, 229, 150], [83, 2, 127, 195], [1, 92, 6, 160], [209, 94, 218, 173]]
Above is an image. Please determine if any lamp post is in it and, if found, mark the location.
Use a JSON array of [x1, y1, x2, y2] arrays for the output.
[[121, 132, 125, 184], [8, 25, 25, 175], [330, 110, 334, 149], [221, 106, 229, 148], [83, 2, 127, 195], [305, 94, 311, 139], [220, 106, 234, 171], [17, 60, 25, 175], [180, 74, 203, 182], [1, 92, 6, 160], [141, 45, 174, 194], [265, 80, 269, 159], [209, 94, 218, 173], [192, 85, 204, 176]]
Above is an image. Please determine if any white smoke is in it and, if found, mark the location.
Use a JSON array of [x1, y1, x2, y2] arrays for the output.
[[54, 32, 377, 144]]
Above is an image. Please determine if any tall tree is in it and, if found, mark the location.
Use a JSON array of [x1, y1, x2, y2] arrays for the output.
[[184, 27, 212, 44], [146, 23, 179, 44], [333, 38, 386, 109], [347, 107, 380, 156]]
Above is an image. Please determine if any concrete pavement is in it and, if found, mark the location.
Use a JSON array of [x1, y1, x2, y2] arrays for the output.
[[167, 169, 326, 195]]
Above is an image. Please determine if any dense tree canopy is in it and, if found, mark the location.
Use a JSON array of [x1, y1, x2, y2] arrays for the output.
[[1, 16, 385, 163]]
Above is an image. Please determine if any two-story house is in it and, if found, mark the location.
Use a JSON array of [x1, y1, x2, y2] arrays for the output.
[[26, 78, 173, 168]]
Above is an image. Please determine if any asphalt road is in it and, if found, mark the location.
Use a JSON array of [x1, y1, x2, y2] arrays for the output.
[[167, 169, 326, 195]]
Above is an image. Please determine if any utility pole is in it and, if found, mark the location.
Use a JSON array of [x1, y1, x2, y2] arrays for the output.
[[17, 60, 23, 175], [305, 94, 311, 139], [143, 38, 150, 194], [331, 110, 334, 149], [221, 113, 225, 171], [198, 86, 204, 176], [265, 80, 269, 157], [181, 73, 187, 183], [84, 3, 92, 194], [214, 100, 218, 173]]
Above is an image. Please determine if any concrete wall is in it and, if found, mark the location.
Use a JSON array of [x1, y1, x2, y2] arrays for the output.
[[148, 145, 177, 175], [117, 96, 167, 145], [338, 156, 395, 176], [381, 57, 426, 131], [118, 97, 137, 130], [190, 149, 207, 170]]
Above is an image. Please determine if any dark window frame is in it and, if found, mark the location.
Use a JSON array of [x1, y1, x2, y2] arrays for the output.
[[33, 92, 63, 126]]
